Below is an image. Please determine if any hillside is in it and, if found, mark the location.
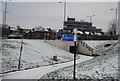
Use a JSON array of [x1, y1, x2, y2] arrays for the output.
[[1, 39, 78, 73], [41, 40, 119, 79]]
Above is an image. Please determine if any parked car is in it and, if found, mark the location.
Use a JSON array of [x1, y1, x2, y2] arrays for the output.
[[8, 33, 23, 39]]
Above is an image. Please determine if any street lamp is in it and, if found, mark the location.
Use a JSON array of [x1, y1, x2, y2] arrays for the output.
[[59, 1, 67, 35], [111, 8, 118, 22], [87, 15, 95, 23], [1, 0, 12, 27], [111, 8, 118, 35], [59, 1, 67, 22]]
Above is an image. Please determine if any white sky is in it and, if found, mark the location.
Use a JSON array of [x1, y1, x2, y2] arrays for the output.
[[0, 0, 119, 32]]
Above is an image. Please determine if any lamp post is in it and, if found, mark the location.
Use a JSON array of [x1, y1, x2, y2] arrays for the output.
[[59, 1, 67, 35], [59, 1, 67, 22], [73, 28, 78, 79], [0, 1, 7, 27], [4, 2, 7, 26], [1, 0, 12, 27], [111, 8, 117, 23], [87, 15, 95, 23], [111, 8, 118, 35]]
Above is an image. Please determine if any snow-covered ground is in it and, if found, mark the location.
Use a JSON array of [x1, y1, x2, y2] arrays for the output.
[[84, 40, 118, 55], [0, 39, 119, 80], [1, 39, 79, 73], [2, 55, 93, 79], [84, 40, 118, 49], [83, 40, 105, 49], [41, 40, 119, 79]]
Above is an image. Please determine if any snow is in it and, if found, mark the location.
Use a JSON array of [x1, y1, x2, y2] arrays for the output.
[[83, 40, 117, 49], [1, 39, 119, 80], [83, 40, 118, 55], [2, 55, 93, 79], [83, 40, 106, 49], [1, 39, 78, 73], [40, 40, 119, 79]]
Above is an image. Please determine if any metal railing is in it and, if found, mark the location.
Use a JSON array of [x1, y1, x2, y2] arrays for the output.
[[80, 41, 94, 54]]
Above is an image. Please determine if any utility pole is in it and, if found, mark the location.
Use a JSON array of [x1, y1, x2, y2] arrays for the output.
[[2, 1, 7, 27], [59, 1, 67, 35], [64, 1, 66, 22], [4, 2, 7, 26], [59, 1, 67, 23], [87, 15, 95, 23], [2, 0, 12, 27], [111, 8, 118, 35]]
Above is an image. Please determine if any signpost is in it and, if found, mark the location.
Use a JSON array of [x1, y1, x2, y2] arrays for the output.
[[18, 37, 23, 70], [73, 28, 78, 79], [61, 28, 78, 79]]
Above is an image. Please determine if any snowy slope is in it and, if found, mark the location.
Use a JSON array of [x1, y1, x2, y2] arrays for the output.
[[41, 40, 119, 79], [84, 40, 118, 49], [84, 40, 118, 55], [1, 39, 78, 73], [83, 40, 106, 49], [2, 55, 93, 79]]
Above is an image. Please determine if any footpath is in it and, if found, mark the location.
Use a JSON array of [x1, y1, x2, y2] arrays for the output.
[[1, 55, 93, 80]]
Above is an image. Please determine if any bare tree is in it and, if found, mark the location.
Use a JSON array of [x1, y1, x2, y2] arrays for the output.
[[108, 19, 117, 36], [17, 25, 22, 30]]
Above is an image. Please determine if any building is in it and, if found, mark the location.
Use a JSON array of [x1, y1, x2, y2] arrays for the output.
[[31, 31, 56, 39], [9, 27, 19, 34], [0, 25, 10, 37], [63, 17, 103, 35]]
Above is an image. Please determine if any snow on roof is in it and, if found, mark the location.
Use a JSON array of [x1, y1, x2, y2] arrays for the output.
[[77, 31, 83, 34], [10, 27, 17, 30], [85, 31, 90, 34]]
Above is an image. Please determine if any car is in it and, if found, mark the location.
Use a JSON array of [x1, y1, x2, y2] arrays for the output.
[[8, 33, 23, 39]]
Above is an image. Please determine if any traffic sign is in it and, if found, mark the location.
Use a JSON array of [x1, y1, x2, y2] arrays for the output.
[[61, 34, 78, 41]]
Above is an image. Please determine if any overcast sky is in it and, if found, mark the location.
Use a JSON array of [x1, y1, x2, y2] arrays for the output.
[[0, 0, 119, 32]]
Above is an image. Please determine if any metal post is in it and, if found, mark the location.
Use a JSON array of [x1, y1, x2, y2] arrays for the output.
[[1, 2, 4, 27], [4, 2, 7, 26], [64, 1, 66, 22], [90, 16, 92, 23], [115, 9, 118, 35], [73, 41, 76, 79], [116, 9, 117, 22], [73, 28, 78, 79], [18, 37, 23, 70], [59, 1, 67, 34], [111, 8, 118, 35], [2, 2, 7, 26], [87, 15, 95, 23]]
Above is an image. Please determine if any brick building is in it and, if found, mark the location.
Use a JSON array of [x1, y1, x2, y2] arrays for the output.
[[31, 31, 56, 39]]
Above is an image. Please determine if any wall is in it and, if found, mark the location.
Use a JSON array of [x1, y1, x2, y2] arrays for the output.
[[45, 40, 93, 56], [78, 42, 92, 56]]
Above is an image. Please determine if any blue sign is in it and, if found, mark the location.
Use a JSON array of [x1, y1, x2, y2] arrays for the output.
[[62, 34, 74, 38], [61, 38, 74, 41], [61, 34, 78, 41]]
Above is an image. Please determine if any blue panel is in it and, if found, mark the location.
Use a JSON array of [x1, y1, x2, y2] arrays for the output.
[[62, 34, 74, 38], [61, 34, 78, 41], [61, 38, 74, 41]]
